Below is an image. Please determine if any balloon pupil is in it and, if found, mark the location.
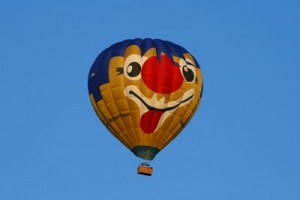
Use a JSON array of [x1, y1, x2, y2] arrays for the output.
[[127, 62, 141, 77], [183, 65, 194, 82]]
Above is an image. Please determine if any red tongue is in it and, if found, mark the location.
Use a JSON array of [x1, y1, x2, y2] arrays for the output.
[[140, 110, 164, 134]]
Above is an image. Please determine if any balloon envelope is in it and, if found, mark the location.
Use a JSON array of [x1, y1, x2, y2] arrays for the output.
[[88, 38, 203, 160]]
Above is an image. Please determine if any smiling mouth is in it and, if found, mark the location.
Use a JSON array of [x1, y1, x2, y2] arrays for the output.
[[125, 86, 195, 134], [129, 91, 193, 112]]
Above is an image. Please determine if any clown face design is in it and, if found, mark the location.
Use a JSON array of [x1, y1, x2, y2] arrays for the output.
[[88, 39, 203, 159]]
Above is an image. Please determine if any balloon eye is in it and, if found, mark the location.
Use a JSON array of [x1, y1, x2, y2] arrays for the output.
[[126, 62, 141, 77], [182, 65, 195, 82]]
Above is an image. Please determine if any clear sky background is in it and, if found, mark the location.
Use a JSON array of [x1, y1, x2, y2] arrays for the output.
[[1, 0, 299, 199]]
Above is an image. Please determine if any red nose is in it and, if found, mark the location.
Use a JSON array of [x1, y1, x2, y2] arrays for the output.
[[141, 55, 183, 94]]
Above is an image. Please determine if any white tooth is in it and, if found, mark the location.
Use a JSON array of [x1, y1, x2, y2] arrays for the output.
[[157, 96, 166, 107], [151, 93, 157, 102]]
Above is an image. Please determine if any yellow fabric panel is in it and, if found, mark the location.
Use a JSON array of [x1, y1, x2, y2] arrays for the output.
[[96, 95, 132, 148], [156, 113, 183, 149]]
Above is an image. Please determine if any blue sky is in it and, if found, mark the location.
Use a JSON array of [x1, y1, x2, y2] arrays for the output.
[[1, 0, 299, 199]]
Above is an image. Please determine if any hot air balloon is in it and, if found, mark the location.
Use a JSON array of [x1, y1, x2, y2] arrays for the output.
[[88, 38, 203, 176]]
